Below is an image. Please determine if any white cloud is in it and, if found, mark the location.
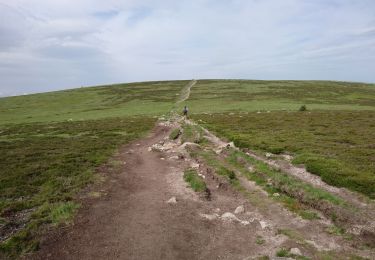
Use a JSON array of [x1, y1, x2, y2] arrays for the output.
[[0, 0, 375, 96]]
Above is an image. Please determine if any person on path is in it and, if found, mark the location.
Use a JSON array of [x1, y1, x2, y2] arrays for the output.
[[183, 105, 188, 117]]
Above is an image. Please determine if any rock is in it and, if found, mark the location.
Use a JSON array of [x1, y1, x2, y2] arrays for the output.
[[147, 147, 152, 152], [273, 193, 280, 197], [160, 158, 165, 160], [226, 142, 235, 148], [151, 144, 164, 152], [198, 173, 206, 179], [259, 220, 269, 229], [214, 148, 222, 155], [163, 142, 176, 151], [220, 212, 250, 225], [179, 142, 201, 150], [247, 165, 255, 172], [234, 205, 245, 214], [214, 208, 221, 213], [190, 162, 200, 169], [199, 213, 219, 221], [349, 225, 364, 235], [167, 197, 177, 204], [290, 247, 302, 256], [221, 212, 239, 222], [265, 152, 272, 158], [169, 156, 179, 160], [282, 154, 293, 161]]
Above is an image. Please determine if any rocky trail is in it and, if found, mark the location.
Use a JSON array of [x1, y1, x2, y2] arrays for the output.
[[28, 81, 375, 259]]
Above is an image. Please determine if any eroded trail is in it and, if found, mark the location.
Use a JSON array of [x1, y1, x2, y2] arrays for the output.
[[29, 123, 269, 259]]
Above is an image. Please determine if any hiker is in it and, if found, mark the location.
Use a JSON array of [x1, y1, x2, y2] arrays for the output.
[[183, 105, 188, 117]]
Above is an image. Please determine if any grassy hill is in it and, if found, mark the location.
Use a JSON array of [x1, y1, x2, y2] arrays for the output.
[[1, 79, 375, 257], [0, 81, 189, 125], [0, 80, 187, 257]]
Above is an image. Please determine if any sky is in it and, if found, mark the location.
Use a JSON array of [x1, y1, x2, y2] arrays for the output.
[[0, 0, 375, 97]]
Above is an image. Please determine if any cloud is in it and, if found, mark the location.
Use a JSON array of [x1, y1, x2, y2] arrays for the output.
[[0, 0, 375, 96]]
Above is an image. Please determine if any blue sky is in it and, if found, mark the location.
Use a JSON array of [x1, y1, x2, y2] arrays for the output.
[[0, 0, 375, 96]]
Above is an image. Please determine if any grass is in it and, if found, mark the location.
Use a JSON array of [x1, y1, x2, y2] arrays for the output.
[[169, 128, 181, 140], [183, 169, 206, 192], [276, 248, 310, 260], [0, 116, 156, 257], [0, 80, 188, 125], [185, 80, 375, 114], [189, 80, 375, 197], [193, 111, 375, 198], [276, 248, 289, 257], [180, 123, 205, 144]]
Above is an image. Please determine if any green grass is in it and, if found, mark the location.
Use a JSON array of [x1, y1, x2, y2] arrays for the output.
[[183, 169, 207, 192], [193, 111, 375, 198], [0, 80, 188, 125], [276, 248, 289, 257], [181, 123, 205, 144], [169, 128, 181, 140], [0, 116, 156, 257], [185, 80, 375, 114]]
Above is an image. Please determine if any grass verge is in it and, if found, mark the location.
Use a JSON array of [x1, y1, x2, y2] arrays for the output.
[[183, 169, 206, 192]]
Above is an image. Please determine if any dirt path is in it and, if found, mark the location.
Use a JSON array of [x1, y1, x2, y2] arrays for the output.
[[177, 80, 196, 103], [28, 123, 267, 259]]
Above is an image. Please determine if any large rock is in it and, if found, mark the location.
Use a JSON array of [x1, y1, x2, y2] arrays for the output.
[[190, 162, 200, 169], [220, 212, 249, 225], [234, 205, 245, 214], [221, 212, 239, 222], [290, 247, 302, 256], [259, 220, 269, 229]]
